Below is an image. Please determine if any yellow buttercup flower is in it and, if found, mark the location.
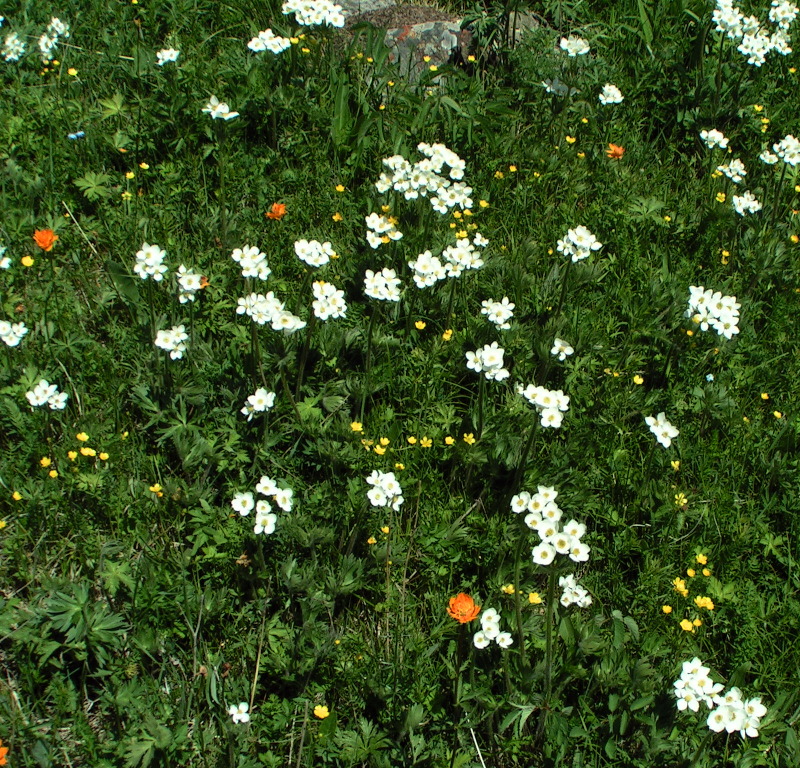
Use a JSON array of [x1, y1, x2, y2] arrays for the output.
[[379, 437, 390, 446], [494, 171, 504, 179], [332, 212, 343, 222], [12, 491, 22, 501], [716, 192, 726, 203], [99, 452, 109, 461], [76, 432, 89, 442], [444, 436, 455, 446], [394, 462, 404, 470], [528, 592, 542, 604], [687, 568, 696, 578], [367, 536, 377, 545], [671, 460, 680, 471], [350, 422, 363, 432], [565, 135, 576, 144], [420, 437, 432, 448], [67, 451, 78, 460], [374, 445, 386, 455], [479, 200, 489, 208], [415, 320, 426, 330], [633, 374, 644, 385], [21, 255, 34, 267], [695, 553, 707, 565], [335, 184, 345, 192], [313, 705, 330, 719], [442, 329, 453, 341], [501, 584, 515, 594], [381, 526, 389, 534], [40, 456, 52, 467], [463, 433, 476, 445], [662, 605, 673, 614], [80, 447, 96, 457], [49, 470, 58, 478], [508, 165, 517, 172], [680, 619, 694, 632], [407, 436, 417, 445]]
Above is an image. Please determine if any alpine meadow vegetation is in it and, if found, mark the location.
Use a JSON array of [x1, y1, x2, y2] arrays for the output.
[[2, 0, 800, 766]]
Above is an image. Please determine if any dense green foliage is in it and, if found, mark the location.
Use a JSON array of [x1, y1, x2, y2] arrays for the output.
[[1, 0, 800, 765]]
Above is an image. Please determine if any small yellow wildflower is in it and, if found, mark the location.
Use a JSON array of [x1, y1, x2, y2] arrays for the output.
[[761, 392, 770, 400], [662, 605, 673, 614], [374, 445, 386, 455], [702, 568, 711, 577], [633, 374, 644, 385], [528, 592, 542, 604], [774, 411, 783, 419], [687, 568, 696, 578], [663, 215, 672, 222], [379, 437, 390, 446], [675, 493, 688, 507], [0, 520, 6, 529], [420, 437, 432, 448], [335, 184, 345, 192], [313, 705, 330, 719], [791, 234, 799, 243], [350, 421, 363, 432], [533, 171, 541, 178], [21, 255, 34, 267], [456, 229, 468, 238], [716, 192, 726, 203], [125, 171, 135, 180], [671, 460, 680, 471], [68, 67, 78, 76], [422, 55, 431, 62], [76, 432, 89, 441], [501, 584, 515, 594], [565, 136, 576, 144], [121, 191, 133, 200], [407, 436, 417, 445], [695, 553, 707, 565], [99, 452, 109, 461], [394, 463, 404, 470], [387, 80, 395, 86], [508, 165, 517, 172], [139, 162, 149, 169], [68, 451, 78, 460], [444, 436, 455, 446], [494, 171, 504, 179], [381, 526, 390, 534], [577, 152, 585, 158], [332, 212, 343, 222], [695, 596, 715, 610], [415, 320, 426, 330], [692, 618, 702, 627], [367, 536, 377, 545], [429, 65, 438, 72], [673, 577, 688, 597], [40, 456, 52, 467], [442, 329, 453, 341], [378, 104, 385, 110], [680, 619, 694, 632], [80, 447, 97, 457], [479, 200, 489, 208], [463, 433, 476, 445], [49, 470, 58, 478], [12, 491, 22, 501], [467, 54, 476, 62], [753, 104, 764, 112]]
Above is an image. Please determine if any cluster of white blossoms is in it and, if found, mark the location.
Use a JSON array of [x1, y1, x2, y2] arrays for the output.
[[759, 148, 779, 164], [408, 250, 447, 288], [134, 243, 168, 282], [365, 470, 404, 511], [559, 34, 590, 56], [473, 608, 513, 649], [466, 342, 510, 382], [312, 280, 347, 320], [156, 48, 180, 66], [712, 0, 797, 66], [773, 134, 800, 165], [674, 658, 768, 738], [481, 297, 514, 330], [365, 213, 403, 249], [644, 412, 679, 448], [2, 32, 26, 62], [732, 190, 762, 215], [26, 379, 68, 410], [598, 83, 623, 104], [550, 337, 574, 361], [177, 265, 204, 303], [512, 486, 591, 566], [717, 158, 747, 183], [517, 384, 570, 428], [295, 238, 336, 267], [699, 129, 729, 150], [236, 292, 306, 332], [559, 574, 592, 608], [0, 320, 28, 347], [240, 387, 276, 421], [154, 325, 189, 360], [202, 95, 239, 120], [364, 268, 401, 301], [282, 0, 345, 27], [39, 17, 70, 63], [687, 285, 741, 339], [441, 234, 488, 277], [231, 476, 293, 535], [556, 226, 603, 263], [247, 28, 291, 54], [375, 143, 469, 211], [232, 244, 271, 280]]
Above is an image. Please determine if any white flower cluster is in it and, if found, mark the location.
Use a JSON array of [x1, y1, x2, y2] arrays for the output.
[[550, 337, 574, 361], [26, 379, 68, 410], [154, 325, 189, 360], [481, 297, 514, 330], [472, 608, 513, 649], [717, 158, 747, 183], [712, 0, 796, 66], [408, 250, 446, 288], [236, 292, 306, 332], [295, 238, 336, 267], [232, 245, 271, 280], [760, 149, 778, 164], [2, 33, 26, 63], [598, 83, 623, 104], [366, 470, 404, 511], [177, 265, 204, 303], [365, 213, 403, 249], [556, 225, 602, 263], [0, 320, 28, 347], [699, 129, 729, 149], [39, 17, 70, 63], [559, 574, 592, 607], [773, 134, 800, 165], [282, 0, 345, 27], [375, 143, 469, 212], [134, 243, 168, 282], [231, 476, 293, 535], [364, 268, 401, 301], [0, 244, 9, 269], [441, 235, 487, 277], [732, 190, 762, 215], [240, 387, 276, 421], [687, 285, 740, 339], [312, 280, 347, 320], [644, 412, 679, 448], [156, 48, 180, 66], [559, 35, 590, 56], [202, 95, 239, 120], [511, 486, 591, 565], [674, 658, 768, 738], [517, 384, 570, 428], [247, 28, 291, 54], [466, 342, 510, 382]]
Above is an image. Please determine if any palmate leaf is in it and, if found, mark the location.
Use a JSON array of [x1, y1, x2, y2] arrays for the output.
[[74, 171, 114, 201]]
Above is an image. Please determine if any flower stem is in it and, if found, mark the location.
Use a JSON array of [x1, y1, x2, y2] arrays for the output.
[[512, 533, 529, 670], [361, 306, 379, 423]]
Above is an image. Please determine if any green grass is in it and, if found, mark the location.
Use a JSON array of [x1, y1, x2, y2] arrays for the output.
[[1, 0, 800, 766]]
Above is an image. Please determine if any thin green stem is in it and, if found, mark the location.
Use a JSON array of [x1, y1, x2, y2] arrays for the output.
[[512, 533, 529, 670], [360, 306, 379, 423]]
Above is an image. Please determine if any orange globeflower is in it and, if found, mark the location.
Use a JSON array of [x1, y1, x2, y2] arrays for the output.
[[606, 143, 625, 160], [266, 203, 287, 220], [33, 229, 59, 251], [447, 593, 480, 623], [0, 739, 8, 766]]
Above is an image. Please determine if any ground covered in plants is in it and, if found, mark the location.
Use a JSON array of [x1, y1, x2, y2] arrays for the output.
[[1, 0, 800, 766]]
